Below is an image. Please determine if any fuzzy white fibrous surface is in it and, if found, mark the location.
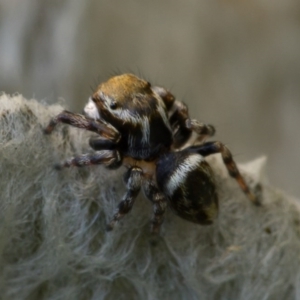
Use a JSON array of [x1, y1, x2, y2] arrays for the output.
[[0, 93, 299, 300]]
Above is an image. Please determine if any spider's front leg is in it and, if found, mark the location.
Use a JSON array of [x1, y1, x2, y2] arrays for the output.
[[44, 110, 122, 169], [188, 141, 260, 205], [54, 150, 122, 170], [106, 167, 143, 231], [44, 110, 120, 142], [143, 180, 167, 234]]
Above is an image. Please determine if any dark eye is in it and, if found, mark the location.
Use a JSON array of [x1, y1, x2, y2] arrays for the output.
[[110, 101, 118, 109]]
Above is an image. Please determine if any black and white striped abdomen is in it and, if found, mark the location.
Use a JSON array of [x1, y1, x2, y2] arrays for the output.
[[156, 151, 218, 224]]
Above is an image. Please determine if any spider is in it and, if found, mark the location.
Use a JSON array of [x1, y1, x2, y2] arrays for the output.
[[44, 74, 259, 234]]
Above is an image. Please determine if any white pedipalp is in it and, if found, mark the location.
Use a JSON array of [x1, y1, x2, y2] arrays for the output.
[[84, 97, 100, 120]]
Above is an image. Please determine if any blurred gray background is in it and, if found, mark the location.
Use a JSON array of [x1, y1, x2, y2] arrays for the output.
[[0, 0, 299, 197]]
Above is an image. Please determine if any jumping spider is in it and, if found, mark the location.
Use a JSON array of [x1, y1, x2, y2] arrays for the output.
[[44, 74, 259, 234]]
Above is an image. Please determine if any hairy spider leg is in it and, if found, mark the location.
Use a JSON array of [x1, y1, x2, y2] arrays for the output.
[[106, 167, 143, 231], [185, 119, 215, 144], [188, 142, 260, 205], [168, 101, 191, 148], [54, 150, 122, 170], [143, 180, 168, 234], [171, 101, 215, 141], [152, 86, 215, 148], [44, 110, 120, 142], [89, 137, 117, 151], [169, 101, 215, 148]]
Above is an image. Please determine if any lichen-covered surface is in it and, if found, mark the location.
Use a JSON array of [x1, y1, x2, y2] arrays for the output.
[[0, 94, 300, 300]]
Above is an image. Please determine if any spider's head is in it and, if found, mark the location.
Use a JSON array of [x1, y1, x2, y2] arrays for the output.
[[84, 74, 158, 128]]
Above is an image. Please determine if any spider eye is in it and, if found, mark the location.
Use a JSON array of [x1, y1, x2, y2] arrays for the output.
[[110, 101, 118, 110]]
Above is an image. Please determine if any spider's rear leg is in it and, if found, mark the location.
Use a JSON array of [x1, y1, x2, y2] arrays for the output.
[[169, 101, 215, 148], [188, 142, 260, 205], [185, 119, 215, 144], [106, 167, 143, 231], [55, 150, 122, 170], [153, 87, 215, 147], [143, 180, 167, 234], [44, 110, 120, 142]]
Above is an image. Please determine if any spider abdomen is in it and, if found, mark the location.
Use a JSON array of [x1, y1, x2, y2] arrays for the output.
[[156, 151, 218, 224]]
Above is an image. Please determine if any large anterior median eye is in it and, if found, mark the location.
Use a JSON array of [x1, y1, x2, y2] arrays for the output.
[[110, 101, 118, 110]]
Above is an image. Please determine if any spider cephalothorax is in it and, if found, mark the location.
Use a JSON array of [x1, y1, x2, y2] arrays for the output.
[[44, 73, 259, 234], [86, 74, 173, 160]]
